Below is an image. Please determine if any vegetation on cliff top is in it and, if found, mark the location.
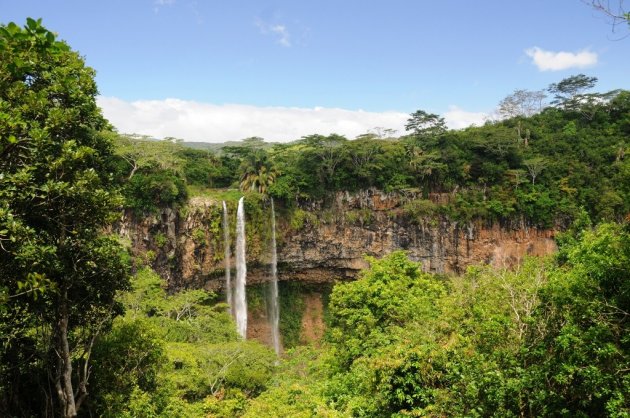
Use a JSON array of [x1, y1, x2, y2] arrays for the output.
[[113, 82, 629, 228]]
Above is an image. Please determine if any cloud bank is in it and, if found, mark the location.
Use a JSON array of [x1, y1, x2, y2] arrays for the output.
[[443, 106, 487, 129], [525, 47, 598, 71], [97, 97, 409, 142], [97, 97, 486, 142]]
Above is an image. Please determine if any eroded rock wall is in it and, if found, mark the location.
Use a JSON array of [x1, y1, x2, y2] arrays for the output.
[[116, 190, 557, 292]]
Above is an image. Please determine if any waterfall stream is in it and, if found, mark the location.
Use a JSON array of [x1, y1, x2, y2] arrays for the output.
[[269, 198, 281, 355], [234, 197, 247, 338], [222, 201, 233, 316]]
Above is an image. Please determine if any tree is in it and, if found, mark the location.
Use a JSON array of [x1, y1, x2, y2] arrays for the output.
[[549, 74, 597, 101], [300, 134, 348, 186], [407, 146, 446, 187], [404, 110, 447, 140], [523, 157, 547, 185], [497, 89, 547, 119], [585, 0, 629, 34], [238, 150, 278, 194], [549, 75, 621, 120], [346, 137, 382, 182], [113, 134, 184, 180], [0, 19, 129, 417], [368, 126, 398, 139], [523, 223, 630, 416]]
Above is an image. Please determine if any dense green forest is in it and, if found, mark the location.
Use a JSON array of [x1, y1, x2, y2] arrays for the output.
[[112, 79, 630, 228], [1, 19, 629, 417]]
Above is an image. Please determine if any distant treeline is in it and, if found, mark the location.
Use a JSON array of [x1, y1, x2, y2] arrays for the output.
[[115, 79, 630, 227]]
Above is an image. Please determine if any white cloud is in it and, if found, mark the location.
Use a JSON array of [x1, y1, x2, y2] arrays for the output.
[[525, 47, 598, 71], [97, 97, 410, 142], [443, 106, 488, 129], [256, 19, 291, 47], [270, 25, 291, 47]]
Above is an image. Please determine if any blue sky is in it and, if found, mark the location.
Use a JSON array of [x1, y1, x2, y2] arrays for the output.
[[1, 0, 629, 141]]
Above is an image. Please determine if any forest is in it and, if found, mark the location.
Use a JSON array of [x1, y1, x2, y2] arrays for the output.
[[0, 18, 629, 417]]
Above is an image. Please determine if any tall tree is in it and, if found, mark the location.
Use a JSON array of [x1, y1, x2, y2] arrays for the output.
[[0, 19, 129, 417], [238, 149, 277, 194], [113, 134, 184, 180], [300, 134, 348, 186], [548, 74, 598, 109], [404, 110, 447, 143], [497, 89, 547, 119]]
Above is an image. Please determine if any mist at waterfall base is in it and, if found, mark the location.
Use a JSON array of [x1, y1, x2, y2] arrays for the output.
[[223, 197, 281, 354]]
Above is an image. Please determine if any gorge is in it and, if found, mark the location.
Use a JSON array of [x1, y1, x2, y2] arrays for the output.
[[116, 189, 558, 347]]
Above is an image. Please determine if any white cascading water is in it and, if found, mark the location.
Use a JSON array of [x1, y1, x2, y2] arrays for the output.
[[269, 198, 281, 355], [222, 201, 233, 316], [234, 197, 248, 338]]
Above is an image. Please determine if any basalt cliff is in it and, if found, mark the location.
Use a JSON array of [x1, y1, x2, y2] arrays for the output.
[[116, 189, 557, 292]]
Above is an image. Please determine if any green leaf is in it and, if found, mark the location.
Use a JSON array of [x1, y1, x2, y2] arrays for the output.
[[7, 22, 19, 33], [26, 17, 37, 30]]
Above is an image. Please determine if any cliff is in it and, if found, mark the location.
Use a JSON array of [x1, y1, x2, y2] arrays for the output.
[[116, 189, 557, 293]]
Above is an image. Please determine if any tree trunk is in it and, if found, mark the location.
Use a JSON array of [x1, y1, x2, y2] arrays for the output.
[[128, 162, 138, 180], [55, 292, 77, 418]]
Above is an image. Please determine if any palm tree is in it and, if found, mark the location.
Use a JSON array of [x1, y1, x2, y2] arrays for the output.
[[238, 151, 278, 194]]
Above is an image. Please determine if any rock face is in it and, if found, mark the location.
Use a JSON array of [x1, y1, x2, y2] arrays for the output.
[[277, 189, 556, 282], [116, 190, 557, 292]]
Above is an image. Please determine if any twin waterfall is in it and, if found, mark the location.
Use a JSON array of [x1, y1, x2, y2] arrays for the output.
[[223, 197, 281, 355]]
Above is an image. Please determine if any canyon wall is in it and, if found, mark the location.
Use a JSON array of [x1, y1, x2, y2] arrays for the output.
[[116, 189, 558, 292]]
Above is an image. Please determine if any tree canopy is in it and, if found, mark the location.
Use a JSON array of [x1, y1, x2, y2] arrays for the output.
[[0, 19, 129, 417]]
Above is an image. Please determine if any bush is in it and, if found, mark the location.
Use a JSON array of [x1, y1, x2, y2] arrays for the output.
[[124, 170, 188, 213]]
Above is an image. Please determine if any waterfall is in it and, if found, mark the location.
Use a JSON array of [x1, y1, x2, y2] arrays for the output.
[[268, 198, 281, 355], [222, 201, 233, 316], [234, 197, 247, 338]]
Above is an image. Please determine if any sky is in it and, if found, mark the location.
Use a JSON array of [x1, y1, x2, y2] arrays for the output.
[[1, 0, 629, 142]]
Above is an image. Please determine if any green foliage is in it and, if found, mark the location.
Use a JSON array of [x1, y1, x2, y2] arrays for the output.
[[278, 282, 307, 349], [114, 134, 184, 179], [192, 227, 206, 246], [88, 268, 277, 416], [344, 208, 373, 226], [290, 207, 319, 230], [154, 231, 168, 248], [327, 252, 445, 370], [243, 192, 272, 260], [244, 347, 342, 418], [402, 198, 438, 220], [522, 223, 630, 417], [0, 18, 130, 416], [123, 168, 188, 213], [178, 147, 233, 188], [313, 225, 630, 417], [405, 109, 447, 139], [88, 319, 166, 417], [2, 16, 629, 417], [187, 186, 242, 202], [253, 81, 630, 227], [164, 340, 275, 401]]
